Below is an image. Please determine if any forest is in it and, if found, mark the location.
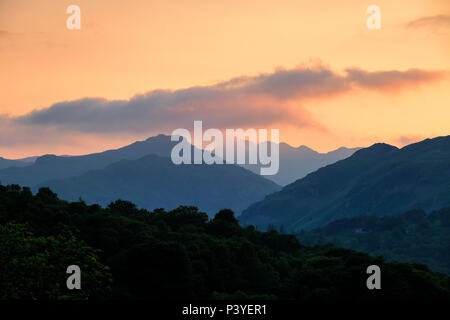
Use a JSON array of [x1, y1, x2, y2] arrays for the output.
[[1, 184, 450, 300], [297, 208, 450, 275]]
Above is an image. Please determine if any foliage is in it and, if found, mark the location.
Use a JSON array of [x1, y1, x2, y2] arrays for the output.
[[1, 185, 450, 300], [297, 208, 450, 275], [0, 222, 111, 299]]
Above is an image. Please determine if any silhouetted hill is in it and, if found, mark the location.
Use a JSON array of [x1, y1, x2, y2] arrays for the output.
[[240, 136, 450, 232], [0, 157, 34, 170], [1, 133, 358, 189], [242, 142, 360, 186], [0, 134, 178, 186], [297, 207, 450, 275], [39, 154, 281, 216]]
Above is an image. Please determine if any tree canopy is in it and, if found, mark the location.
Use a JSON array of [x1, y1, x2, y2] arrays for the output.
[[1, 184, 450, 300]]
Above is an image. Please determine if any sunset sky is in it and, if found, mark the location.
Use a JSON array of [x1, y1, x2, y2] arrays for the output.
[[0, 0, 449, 158]]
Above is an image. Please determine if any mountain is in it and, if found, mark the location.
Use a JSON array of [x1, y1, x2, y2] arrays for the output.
[[240, 135, 450, 232], [0, 157, 35, 170], [0, 134, 281, 215], [241, 143, 360, 186], [0, 134, 357, 188], [0, 134, 180, 186], [38, 154, 280, 216], [296, 207, 450, 275]]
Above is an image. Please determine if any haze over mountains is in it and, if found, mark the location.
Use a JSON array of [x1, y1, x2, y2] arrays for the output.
[[0, 135, 357, 186], [39, 154, 280, 215], [240, 136, 450, 232], [0, 134, 177, 186], [241, 143, 359, 185], [0, 134, 359, 215], [2, 134, 450, 228], [0, 135, 279, 215], [0, 156, 36, 170]]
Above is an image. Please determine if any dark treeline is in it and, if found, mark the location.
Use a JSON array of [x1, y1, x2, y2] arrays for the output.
[[297, 208, 450, 275], [1, 184, 450, 300]]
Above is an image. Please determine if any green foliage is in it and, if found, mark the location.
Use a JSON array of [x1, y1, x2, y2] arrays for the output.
[[297, 208, 450, 275], [0, 222, 111, 299], [1, 185, 450, 300]]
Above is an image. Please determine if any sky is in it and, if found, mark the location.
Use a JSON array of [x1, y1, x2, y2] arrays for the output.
[[0, 0, 449, 158]]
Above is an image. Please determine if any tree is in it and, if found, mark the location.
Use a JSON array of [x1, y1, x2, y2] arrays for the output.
[[0, 223, 112, 299]]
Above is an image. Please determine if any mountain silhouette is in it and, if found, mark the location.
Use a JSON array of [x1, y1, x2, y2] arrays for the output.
[[0, 134, 180, 186], [241, 142, 359, 185], [0, 134, 357, 188], [38, 154, 280, 216], [0, 157, 35, 170], [240, 136, 450, 232]]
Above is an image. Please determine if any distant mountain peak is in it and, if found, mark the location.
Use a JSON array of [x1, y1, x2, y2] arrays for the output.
[[35, 154, 59, 165], [350, 143, 398, 160], [145, 134, 171, 141], [296, 145, 317, 153], [278, 143, 318, 155]]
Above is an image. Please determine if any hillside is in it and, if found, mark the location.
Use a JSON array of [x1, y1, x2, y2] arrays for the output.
[[297, 207, 450, 275], [241, 143, 360, 186], [240, 136, 450, 232], [0, 134, 177, 186], [0, 157, 34, 170], [38, 154, 281, 216]]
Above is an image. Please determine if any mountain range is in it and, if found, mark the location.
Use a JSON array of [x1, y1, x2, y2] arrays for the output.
[[240, 136, 450, 232], [0, 135, 282, 215], [0, 134, 177, 186], [39, 154, 281, 215], [0, 156, 36, 170], [241, 143, 359, 185], [0, 134, 358, 215]]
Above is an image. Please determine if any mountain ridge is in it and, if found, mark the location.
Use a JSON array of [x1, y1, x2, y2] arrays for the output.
[[38, 153, 281, 216], [240, 135, 450, 232], [0, 134, 360, 186]]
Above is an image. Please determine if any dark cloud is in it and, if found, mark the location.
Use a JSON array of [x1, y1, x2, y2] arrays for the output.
[[0, 115, 73, 147], [405, 15, 450, 29], [12, 65, 446, 136], [227, 67, 350, 100], [345, 68, 444, 91]]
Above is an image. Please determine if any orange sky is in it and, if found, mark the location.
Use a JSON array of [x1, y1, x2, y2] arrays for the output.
[[0, 0, 449, 158]]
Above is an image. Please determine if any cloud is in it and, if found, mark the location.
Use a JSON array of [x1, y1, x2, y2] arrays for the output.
[[13, 65, 445, 139], [395, 135, 426, 147], [0, 115, 74, 147], [0, 115, 142, 158], [405, 15, 450, 29], [344, 68, 444, 91]]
